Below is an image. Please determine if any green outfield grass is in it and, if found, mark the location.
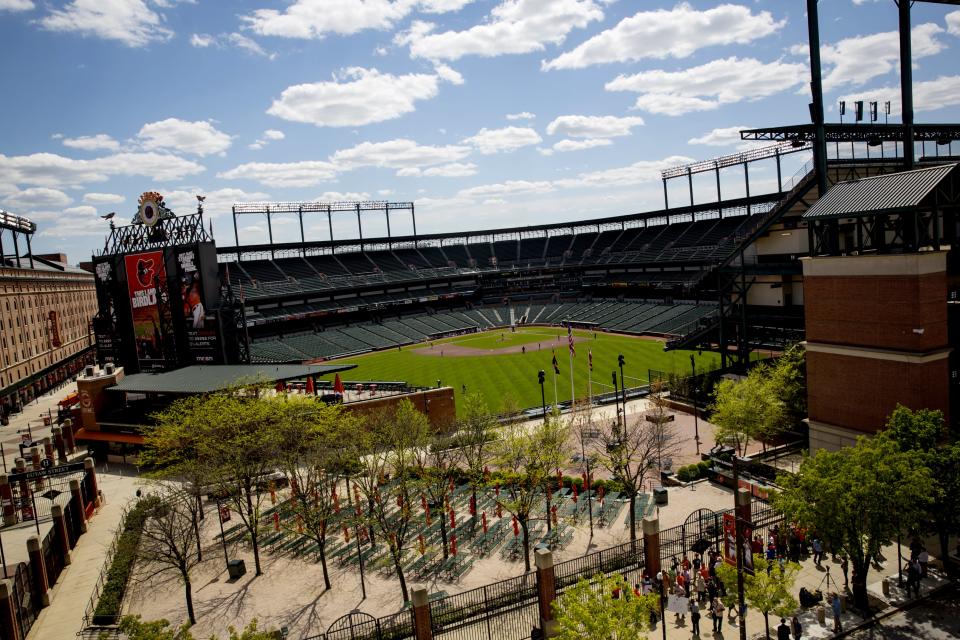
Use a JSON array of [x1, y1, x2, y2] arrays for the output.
[[319, 327, 720, 414]]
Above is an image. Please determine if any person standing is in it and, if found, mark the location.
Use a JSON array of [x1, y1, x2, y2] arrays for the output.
[[711, 598, 724, 632], [689, 599, 701, 636], [777, 618, 791, 640], [812, 538, 823, 567], [791, 615, 802, 640], [841, 554, 849, 591], [831, 593, 842, 633]]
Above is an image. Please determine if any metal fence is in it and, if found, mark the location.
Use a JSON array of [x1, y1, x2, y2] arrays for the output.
[[431, 572, 538, 640], [81, 502, 132, 628]]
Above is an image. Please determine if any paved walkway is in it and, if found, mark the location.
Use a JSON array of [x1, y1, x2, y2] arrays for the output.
[[25, 467, 142, 640], [1, 382, 80, 473]]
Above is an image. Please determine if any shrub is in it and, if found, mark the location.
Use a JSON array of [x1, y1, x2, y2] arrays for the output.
[[94, 496, 161, 621]]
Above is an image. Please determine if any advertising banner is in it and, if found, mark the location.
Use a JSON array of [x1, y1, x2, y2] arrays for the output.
[[722, 512, 754, 573], [124, 250, 171, 371], [175, 248, 219, 363], [93, 259, 117, 364]]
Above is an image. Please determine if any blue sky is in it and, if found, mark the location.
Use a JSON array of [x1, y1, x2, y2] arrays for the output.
[[1, 0, 959, 263]]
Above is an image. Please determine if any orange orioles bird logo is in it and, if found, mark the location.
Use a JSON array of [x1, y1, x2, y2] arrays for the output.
[[136, 258, 156, 288]]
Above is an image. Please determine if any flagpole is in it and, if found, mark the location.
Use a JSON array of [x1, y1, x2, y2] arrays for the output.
[[568, 348, 575, 405], [553, 370, 558, 409]]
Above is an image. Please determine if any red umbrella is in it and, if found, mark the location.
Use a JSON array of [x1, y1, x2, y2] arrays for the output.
[[333, 373, 345, 395], [273, 512, 280, 532], [469, 495, 476, 516], [305, 376, 315, 395], [551, 505, 558, 526], [333, 491, 340, 513], [571, 483, 579, 504], [425, 504, 432, 525], [495, 484, 500, 497], [344, 527, 350, 543], [275, 381, 285, 393], [496, 503, 502, 518], [482, 511, 488, 533], [598, 485, 605, 506], [512, 516, 519, 537], [451, 534, 458, 556], [557, 468, 563, 486], [483, 466, 490, 481], [448, 477, 455, 493], [421, 495, 428, 513], [418, 534, 426, 555], [297, 515, 304, 534], [449, 507, 456, 531]]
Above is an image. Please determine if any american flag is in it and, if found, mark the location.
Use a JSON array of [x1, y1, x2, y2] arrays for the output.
[[588, 349, 593, 371], [567, 324, 575, 357]]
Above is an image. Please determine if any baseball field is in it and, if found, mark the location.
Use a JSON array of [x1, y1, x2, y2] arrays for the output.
[[320, 326, 720, 414]]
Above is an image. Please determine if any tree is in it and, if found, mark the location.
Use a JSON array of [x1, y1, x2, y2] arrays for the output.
[[883, 404, 960, 573], [716, 555, 800, 640], [452, 392, 498, 535], [352, 399, 429, 602], [111, 616, 276, 640], [710, 367, 785, 455], [144, 387, 280, 576], [552, 573, 658, 640], [491, 414, 568, 571], [774, 434, 934, 611], [272, 396, 358, 591], [413, 422, 459, 560], [595, 382, 679, 541], [136, 487, 205, 624], [767, 344, 806, 430]]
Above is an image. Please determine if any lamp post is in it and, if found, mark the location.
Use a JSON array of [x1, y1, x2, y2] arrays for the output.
[[611, 371, 620, 433], [617, 354, 626, 423], [538, 370, 547, 423], [732, 456, 748, 640], [690, 354, 700, 454]]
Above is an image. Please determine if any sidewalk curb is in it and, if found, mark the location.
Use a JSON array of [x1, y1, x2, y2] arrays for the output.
[[830, 578, 957, 639]]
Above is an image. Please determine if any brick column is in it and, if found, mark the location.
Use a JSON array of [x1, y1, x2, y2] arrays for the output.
[[62, 419, 76, 454], [29, 448, 42, 491], [0, 475, 15, 526], [27, 536, 49, 607], [69, 479, 88, 532], [51, 504, 72, 564], [42, 438, 54, 466], [643, 516, 661, 575], [535, 548, 558, 637], [84, 457, 99, 507], [0, 580, 20, 640], [14, 459, 29, 519], [52, 428, 67, 464], [411, 587, 433, 640]]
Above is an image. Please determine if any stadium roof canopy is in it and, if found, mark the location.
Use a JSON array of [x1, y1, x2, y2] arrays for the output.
[[803, 163, 958, 220], [108, 363, 356, 394]]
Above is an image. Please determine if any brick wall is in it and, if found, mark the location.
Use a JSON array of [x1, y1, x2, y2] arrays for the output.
[[342, 387, 457, 430]]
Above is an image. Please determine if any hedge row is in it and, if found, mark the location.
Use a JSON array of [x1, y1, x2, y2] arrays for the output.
[[93, 496, 161, 620], [675, 461, 713, 483]]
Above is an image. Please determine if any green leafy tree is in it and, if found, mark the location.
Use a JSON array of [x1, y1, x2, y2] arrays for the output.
[[716, 555, 800, 640], [111, 616, 276, 640], [492, 413, 568, 571], [774, 434, 934, 611], [552, 573, 658, 640], [710, 366, 786, 455], [272, 396, 358, 591], [452, 392, 498, 535], [768, 344, 806, 430], [413, 423, 459, 560], [883, 405, 960, 573]]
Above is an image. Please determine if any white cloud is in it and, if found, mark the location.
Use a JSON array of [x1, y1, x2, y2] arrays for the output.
[[433, 63, 464, 85], [462, 126, 542, 154], [545, 115, 644, 139], [241, 0, 472, 39], [0, 152, 205, 188], [506, 112, 535, 121], [83, 192, 125, 204], [402, 0, 604, 61], [267, 67, 456, 127], [0, 0, 33, 12], [315, 191, 372, 201], [162, 188, 272, 218], [459, 180, 554, 198], [948, 11, 960, 37], [34, 206, 105, 238], [39, 0, 174, 47], [61, 134, 120, 152], [249, 129, 286, 150], [137, 118, 233, 156], [606, 57, 807, 116], [190, 33, 216, 47], [544, 3, 784, 70], [2, 187, 72, 210], [226, 33, 275, 59], [554, 156, 692, 189], [820, 23, 946, 91], [217, 160, 339, 187], [331, 138, 472, 171], [843, 76, 960, 115], [541, 138, 612, 155], [399, 162, 477, 177], [687, 126, 751, 146]]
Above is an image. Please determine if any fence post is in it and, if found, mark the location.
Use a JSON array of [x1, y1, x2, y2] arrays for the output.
[[42, 437, 54, 466], [84, 457, 99, 507], [52, 427, 67, 464], [27, 535, 50, 607], [62, 418, 76, 454], [535, 548, 558, 637], [0, 580, 20, 640], [0, 475, 16, 526], [29, 448, 43, 491], [411, 587, 433, 640], [643, 516, 661, 575], [51, 504, 72, 565], [69, 479, 88, 532]]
